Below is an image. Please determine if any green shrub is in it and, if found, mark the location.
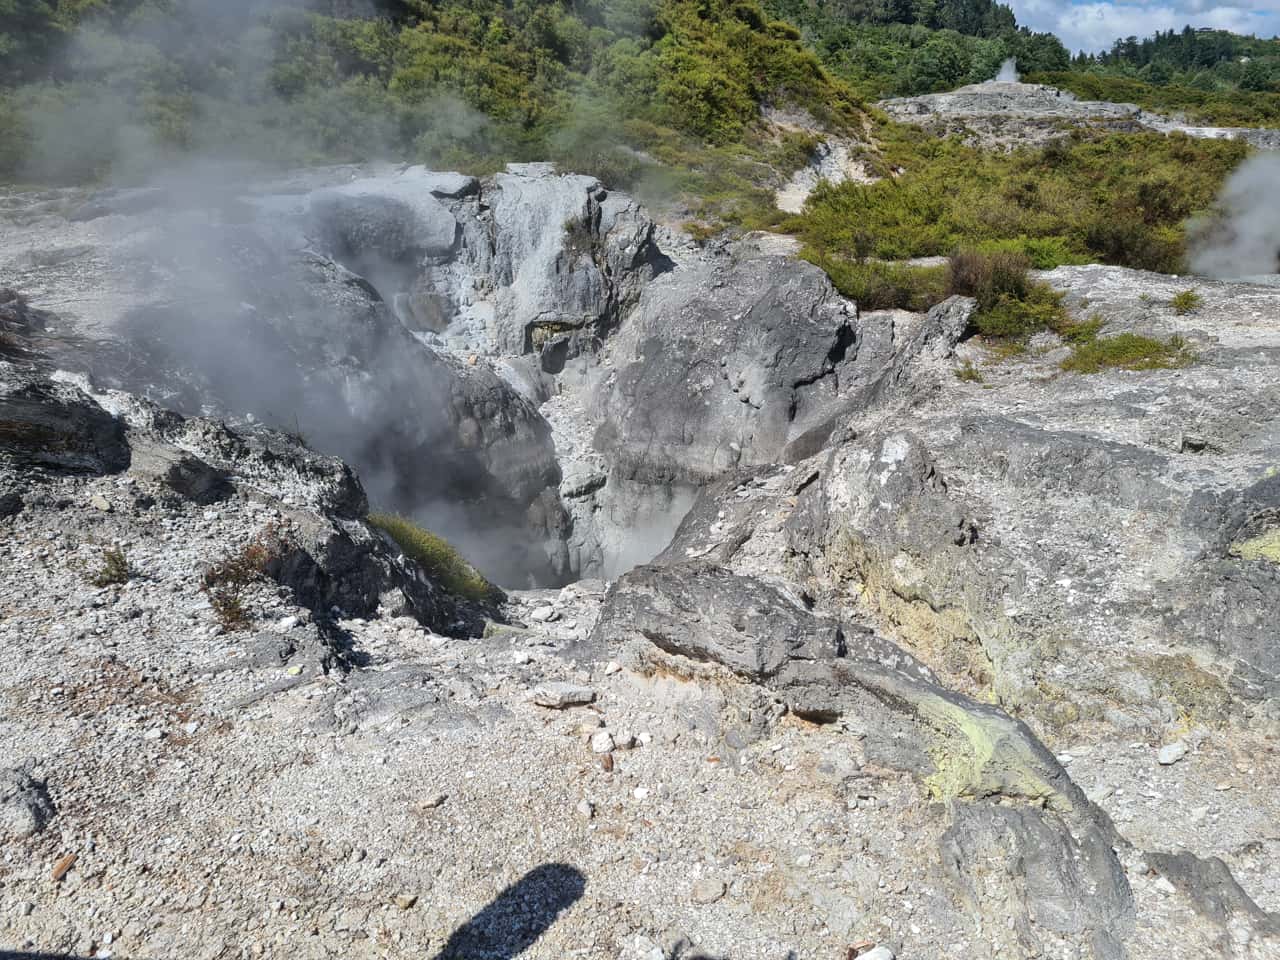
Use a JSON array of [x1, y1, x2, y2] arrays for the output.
[[1169, 289, 1204, 315], [973, 283, 1069, 339], [792, 129, 1247, 275], [367, 512, 501, 603], [954, 360, 983, 383], [804, 254, 949, 311], [91, 546, 132, 587], [1060, 333, 1192, 374], [1059, 315, 1103, 344], [948, 249, 1031, 309], [945, 249, 1069, 340]]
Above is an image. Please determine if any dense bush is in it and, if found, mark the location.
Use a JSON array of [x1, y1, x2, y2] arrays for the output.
[[763, 0, 1068, 97], [1030, 70, 1280, 128], [0, 0, 861, 186], [792, 126, 1247, 274], [804, 255, 949, 310]]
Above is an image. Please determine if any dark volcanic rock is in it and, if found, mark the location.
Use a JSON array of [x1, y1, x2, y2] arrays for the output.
[[0, 364, 130, 474], [0, 767, 56, 840]]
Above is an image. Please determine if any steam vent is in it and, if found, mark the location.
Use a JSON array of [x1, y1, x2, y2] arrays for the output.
[[2, 3, 1280, 958]]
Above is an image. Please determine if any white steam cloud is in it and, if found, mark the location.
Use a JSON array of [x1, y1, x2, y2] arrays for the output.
[[1189, 154, 1280, 279]]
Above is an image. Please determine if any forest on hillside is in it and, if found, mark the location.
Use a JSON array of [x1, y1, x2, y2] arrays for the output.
[[0, 0, 1268, 288]]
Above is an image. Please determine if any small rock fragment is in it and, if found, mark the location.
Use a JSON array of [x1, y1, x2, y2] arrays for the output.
[[422, 793, 447, 809], [530, 605, 559, 623], [690, 878, 726, 904], [531, 682, 596, 709], [591, 731, 615, 754], [576, 799, 595, 820], [394, 894, 418, 910], [1157, 741, 1188, 766], [90, 494, 111, 512]]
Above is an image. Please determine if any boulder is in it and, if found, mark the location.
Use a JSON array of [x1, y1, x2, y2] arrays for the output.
[[0, 768, 56, 840], [595, 562, 848, 682], [0, 364, 130, 474], [592, 250, 858, 487]]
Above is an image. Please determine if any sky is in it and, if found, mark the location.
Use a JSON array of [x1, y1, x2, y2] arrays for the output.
[[1006, 0, 1280, 53]]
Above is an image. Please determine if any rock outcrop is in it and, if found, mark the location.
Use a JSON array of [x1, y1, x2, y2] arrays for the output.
[[879, 79, 1280, 151], [307, 163, 670, 362]]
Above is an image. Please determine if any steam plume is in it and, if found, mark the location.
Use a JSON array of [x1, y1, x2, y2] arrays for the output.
[[1189, 154, 1280, 279], [994, 58, 1019, 82]]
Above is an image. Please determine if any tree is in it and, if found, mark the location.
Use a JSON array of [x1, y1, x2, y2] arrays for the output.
[[0, 0, 62, 82]]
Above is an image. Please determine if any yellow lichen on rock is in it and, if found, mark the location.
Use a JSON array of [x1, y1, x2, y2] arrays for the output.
[[1230, 528, 1280, 563]]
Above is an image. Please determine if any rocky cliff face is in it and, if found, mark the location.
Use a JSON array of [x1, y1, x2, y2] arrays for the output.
[[3, 158, 1280, 960]]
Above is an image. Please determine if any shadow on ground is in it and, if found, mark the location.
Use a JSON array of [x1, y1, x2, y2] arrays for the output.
[[432, 863, 586, 959], [1, 863, 585, 960]]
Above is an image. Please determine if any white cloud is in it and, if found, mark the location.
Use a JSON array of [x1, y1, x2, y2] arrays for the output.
[[1006, 0, 1280, 52]]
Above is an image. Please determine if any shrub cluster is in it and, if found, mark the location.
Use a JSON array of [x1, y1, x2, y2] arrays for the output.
[[792, 128, 1247, 275], [90, 546, 132, 588]]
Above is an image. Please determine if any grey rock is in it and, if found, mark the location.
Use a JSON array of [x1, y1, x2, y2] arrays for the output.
[[0, 767, 56, 840], [689, 878, 726, 904], [1145, 850, 1280, 942], [0, 365, 130, 475], [941, 803, 1132, 960], [309, 170, 461, 263], [595, 562, 847, 682], [593, 251, 857, 487], [1156, 741, 1188, 765], [879, 79, 1280, 151], [590, 730, 615, 753], [531, 681, 596, 708], [530, 605, 559, 623]]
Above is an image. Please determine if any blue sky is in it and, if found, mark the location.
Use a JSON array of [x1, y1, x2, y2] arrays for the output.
[[1006, 0, 1280, 53]]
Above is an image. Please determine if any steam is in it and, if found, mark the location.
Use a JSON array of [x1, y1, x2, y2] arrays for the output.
[[21, 0, 567, 587], [1189, 154, 1280, 279], [993, 58, 1020, 83]]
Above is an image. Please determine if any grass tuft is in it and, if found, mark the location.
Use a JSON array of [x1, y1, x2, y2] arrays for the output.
[[91, 546, 132, 587], [367, 512, 501, 604], [1169, 289, 1204, 316], [1060, 333, 1192, 375]]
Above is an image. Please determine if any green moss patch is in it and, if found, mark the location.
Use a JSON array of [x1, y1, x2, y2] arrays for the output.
[[1060, 333, 1192, 375]]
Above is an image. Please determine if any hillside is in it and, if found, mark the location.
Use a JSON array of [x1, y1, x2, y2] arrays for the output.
[[0, 0, 857, 187]]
